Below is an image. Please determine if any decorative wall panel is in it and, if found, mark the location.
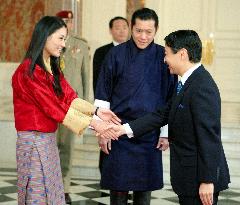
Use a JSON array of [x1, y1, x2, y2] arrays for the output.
[[126, 0, 145, 24], [0, 0, 44, 62]]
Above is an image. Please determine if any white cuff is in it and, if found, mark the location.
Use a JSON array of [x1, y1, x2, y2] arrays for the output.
[[123, 123, 134, 138], [94, 99, 110, 108], [91, 99, 110, 130], [160, 124, 168, 138]]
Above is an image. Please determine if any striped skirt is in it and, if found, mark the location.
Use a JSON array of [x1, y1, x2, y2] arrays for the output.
[[16, 131, 65, 205]]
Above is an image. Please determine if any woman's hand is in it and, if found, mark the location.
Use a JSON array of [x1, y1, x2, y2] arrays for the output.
[[97, 124, 127, 139], [90, 119, 119, 140]]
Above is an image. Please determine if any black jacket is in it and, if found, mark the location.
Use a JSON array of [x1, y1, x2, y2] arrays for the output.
[[93, 43, 114, 93], [129, 66, 230, 196]]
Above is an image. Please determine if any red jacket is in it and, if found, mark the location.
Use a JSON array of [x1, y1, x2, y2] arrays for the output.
[[12, 59, 77, 132]]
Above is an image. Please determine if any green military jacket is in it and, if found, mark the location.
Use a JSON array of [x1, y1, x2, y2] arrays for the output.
[[61, 34, 92, 101]]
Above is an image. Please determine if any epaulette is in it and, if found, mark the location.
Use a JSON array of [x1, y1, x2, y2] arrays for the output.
[[72, 34, 88, 43]]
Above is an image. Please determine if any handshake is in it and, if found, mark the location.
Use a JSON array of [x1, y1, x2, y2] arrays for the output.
[[89, 107, 125, 140]]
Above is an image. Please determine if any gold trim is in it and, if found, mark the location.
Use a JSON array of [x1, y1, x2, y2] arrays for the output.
[[201, 39, 215, 66], [71, 98, 95, 116], [62, 106, 92, 135]]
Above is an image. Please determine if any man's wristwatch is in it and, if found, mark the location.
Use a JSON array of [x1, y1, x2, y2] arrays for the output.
[[95, 107, 99, 116]]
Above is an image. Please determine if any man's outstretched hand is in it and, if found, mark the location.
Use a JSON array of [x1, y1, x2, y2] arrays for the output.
[[97, 108, 121, 125]]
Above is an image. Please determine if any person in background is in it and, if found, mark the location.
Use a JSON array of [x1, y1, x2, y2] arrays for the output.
[[95, 8, 176, 205], [93, 16, 129, 93], [112, 30, 231, 205], [93, 16, 129, 176], [12, 16, 120, 205], [56, 10, 92, 204]]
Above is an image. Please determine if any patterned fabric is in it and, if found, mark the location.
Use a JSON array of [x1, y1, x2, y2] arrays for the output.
[[0, 1, 44, 62], [16, 131, 65, 205], [176, 81, 183, 94]]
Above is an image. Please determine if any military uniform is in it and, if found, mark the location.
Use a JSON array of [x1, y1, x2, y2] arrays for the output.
[[57, 34, 92, 193]]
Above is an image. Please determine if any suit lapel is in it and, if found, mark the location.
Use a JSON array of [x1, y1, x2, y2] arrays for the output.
[[169, 66, 204, 122], [169, 90, 184, 123], [182, 66, 204, 92]]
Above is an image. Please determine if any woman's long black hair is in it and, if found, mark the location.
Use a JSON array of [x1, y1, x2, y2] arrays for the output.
[[24, 16, 67, 96]]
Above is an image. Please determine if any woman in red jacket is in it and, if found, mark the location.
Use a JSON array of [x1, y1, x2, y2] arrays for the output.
[[12, 16, 119, 205]]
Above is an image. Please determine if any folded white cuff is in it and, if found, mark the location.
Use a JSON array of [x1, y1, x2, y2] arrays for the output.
[[159, 124, 168, 138], [90, 99, 110, 129], [123, 123, 134, 138], [94, 99, 110, 109]]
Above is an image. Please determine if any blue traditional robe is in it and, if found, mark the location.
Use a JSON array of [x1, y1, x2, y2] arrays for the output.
[[95, 38, 176, 191]]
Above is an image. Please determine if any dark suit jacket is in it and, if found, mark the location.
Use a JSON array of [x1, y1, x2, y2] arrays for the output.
[[129, 65, 230, 196], [93, 43, 114, 93]]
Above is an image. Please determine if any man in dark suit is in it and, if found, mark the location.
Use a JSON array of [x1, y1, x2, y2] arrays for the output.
[[93, 16, 129, 176], [110, 30, 230, 205], [93, 16, 129, 93]]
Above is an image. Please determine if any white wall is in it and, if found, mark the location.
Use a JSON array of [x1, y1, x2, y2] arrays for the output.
[[81, 0, 126, 63], [146, 0, 240, 124], [0, 63, 19, 168]]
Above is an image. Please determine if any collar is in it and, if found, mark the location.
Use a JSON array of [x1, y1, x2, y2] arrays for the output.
[[113, 40, 120, 46], [180, 63, 201, 85]]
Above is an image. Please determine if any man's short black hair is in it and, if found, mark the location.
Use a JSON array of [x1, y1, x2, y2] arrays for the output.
[[131, 8, 158, 29], [164, 30, 202, 63], [109, 16, 129, 29]]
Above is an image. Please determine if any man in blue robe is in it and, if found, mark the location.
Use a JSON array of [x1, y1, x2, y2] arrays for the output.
[[94, 8, 177, 205]]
